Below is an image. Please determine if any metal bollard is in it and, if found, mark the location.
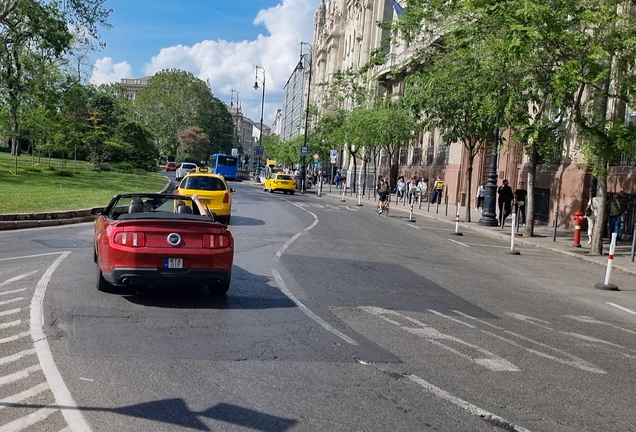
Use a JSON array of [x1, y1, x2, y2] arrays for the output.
[[356, 187, 363, 206], [507, 213, 521, 255], [595, 232, 619, 290], [445, 195, 449, 216], [428, 193, 431, 212], [407, 201, 416, 222], [631, 224, 636, 262], [341, 186, 346, 202], [553, 211, 559, 242]]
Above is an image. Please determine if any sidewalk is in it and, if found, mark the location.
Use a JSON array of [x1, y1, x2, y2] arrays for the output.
[[314, 185, 636, 279]]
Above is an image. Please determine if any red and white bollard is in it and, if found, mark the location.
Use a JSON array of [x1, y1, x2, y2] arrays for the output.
[[595, 232, 619, 291], [572, 210, 584, 247], [407, 201, 416, 222], [451, 202, 463, 236]]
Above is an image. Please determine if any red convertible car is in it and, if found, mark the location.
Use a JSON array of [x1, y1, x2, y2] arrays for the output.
[[92, 193, 234, 295]]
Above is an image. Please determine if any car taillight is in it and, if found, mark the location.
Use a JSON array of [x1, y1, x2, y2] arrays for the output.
[[203, 234, 231, 249], [223, 192, 230, 203], [113, 232, 146, 247]]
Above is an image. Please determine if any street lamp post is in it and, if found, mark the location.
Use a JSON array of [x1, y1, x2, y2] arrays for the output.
[[479, 115, 501, 226], [254, 66, 266, 172], [230, 89, 241, 164], [299, 42, 313, 194]]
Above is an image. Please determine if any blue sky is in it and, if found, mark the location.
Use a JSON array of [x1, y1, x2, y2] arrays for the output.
[[91, 0, 320, 124]]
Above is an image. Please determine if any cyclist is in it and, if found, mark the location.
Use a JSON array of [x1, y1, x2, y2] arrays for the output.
[[377, 177, 390, 214]]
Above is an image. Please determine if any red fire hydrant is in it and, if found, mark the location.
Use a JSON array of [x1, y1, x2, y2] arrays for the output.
[[573, 210, 584, 247]]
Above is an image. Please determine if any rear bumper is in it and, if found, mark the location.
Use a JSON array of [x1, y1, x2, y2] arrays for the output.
[[105, 268, 231, 287]]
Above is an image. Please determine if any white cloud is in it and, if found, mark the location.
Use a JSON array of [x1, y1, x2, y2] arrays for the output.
[[92, 0, 320, 125], [90, 57, 132, 86]]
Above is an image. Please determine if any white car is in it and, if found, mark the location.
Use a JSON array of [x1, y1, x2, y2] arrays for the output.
[[175, 163, 198, 181]]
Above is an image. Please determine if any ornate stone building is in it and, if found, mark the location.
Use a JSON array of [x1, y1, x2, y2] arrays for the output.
[[311, 0, 636, 229]]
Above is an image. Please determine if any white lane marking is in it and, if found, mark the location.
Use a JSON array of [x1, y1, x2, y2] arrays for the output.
[[407, 224, 421, 230], [310, 203, 324, 208], [0, 297, 24, 307], [0, 349, 37, 366], [559, 332, 636, 352], [448, 239, 470, 248], [405, 374, 533, 432], [505, 313, 554, 330], [344, 206, 359, 211], [0, 288, 27, 296], [274, 233, 302, 262], [0, 406, 58, 432], [57, 428, 71, 432], [272, 269, 358, 346], [427, 309, 475, 328], [606, 302, 636, 316], [304, 211, 319, 231], [0, 272, 38, 288], [360, 307, 519, 372], [0, 320, 21, 330], [0, 365, 42, 387], [566, 315, 636, 335], [0, 383, 50, 409], [326, 205, 340, 210], [0, 332, 29, 345], [0, 253, 64, 262], [30, 252, 92, 431], [451, 310, 605, 374], [0, 308, 20, 318]]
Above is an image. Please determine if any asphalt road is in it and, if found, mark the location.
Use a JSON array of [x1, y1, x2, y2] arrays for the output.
[[1, 179, 636, 431]]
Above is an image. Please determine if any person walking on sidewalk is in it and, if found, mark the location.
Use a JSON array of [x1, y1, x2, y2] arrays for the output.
[[418, 178, 428, 202], [514, 181, 527, 226], [396, 176, 406, 203], [585, 194, 599, 244], [497, 179, 514, 227], [432, 175, 444, 204], [476, 181, 486, 211], [608, 191, 629, 240]]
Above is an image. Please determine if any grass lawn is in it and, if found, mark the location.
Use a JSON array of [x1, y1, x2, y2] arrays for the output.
[[0, 152, 169, 214]]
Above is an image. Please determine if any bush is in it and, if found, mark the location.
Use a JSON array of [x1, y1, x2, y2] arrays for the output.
[[94, 163, 113, 172], [56, 170, 74, 177], [114, 162, 135, 172], [43, 165, 57, 171], [24, 166, 42, 173]]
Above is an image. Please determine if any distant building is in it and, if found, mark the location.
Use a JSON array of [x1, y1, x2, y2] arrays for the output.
[[120, 76, 152, 100], [280, 54, 310, 142]]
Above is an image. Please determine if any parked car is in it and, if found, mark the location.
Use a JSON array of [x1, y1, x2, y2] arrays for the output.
[[177, 172, 234, 225], [165, 162, 177, 171], [176, 162, 198, 181], [92, 193, 234, 295]]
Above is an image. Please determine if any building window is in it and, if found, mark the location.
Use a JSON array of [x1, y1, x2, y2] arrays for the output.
[[412, 148, 422, 165], [426, 147, 434, 166], [399, 148, 408, 165], [435, 144, 449, 165]]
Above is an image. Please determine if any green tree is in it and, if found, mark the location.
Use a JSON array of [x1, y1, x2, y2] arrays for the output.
[[177, 126, 210, 164]]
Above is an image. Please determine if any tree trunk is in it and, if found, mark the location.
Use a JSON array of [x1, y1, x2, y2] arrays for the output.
[[465, 158, 473, 223], [590, 167, 607, 255], [524, 143, 538, 237]]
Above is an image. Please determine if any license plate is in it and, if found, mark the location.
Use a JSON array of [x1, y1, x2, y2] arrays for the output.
[[200, 199, 211, 204], [164, 258, 183, 269]]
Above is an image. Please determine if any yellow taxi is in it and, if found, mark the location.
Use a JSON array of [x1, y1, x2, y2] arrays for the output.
[[177, 168, 235, 224], [264, 173, 296, 194]]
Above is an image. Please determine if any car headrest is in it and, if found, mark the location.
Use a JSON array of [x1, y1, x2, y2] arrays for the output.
[[177, 205, 192, 214], [128, 204, 144, 214]]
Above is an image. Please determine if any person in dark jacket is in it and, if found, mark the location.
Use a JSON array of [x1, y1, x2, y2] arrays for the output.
[[497, 179, 514, 227], [514, 181, 528, 226]]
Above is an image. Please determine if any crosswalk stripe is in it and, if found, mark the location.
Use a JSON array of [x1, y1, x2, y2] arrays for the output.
[[0, 272, 37, 289], [0, 332, 30, 345], [0, 406, 57, 432], [0, 309, 20, 318], [0, 349, 36, 366], [0, 365, 42, 387], [0, 289, 27, 297], [0, 298, 23, 307], [0, 320, 20, 330], [0, 383, 50, 409]]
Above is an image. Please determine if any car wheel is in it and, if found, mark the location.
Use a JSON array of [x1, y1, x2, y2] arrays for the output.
[[269, 187, 273, 193], [209, 277, 230, 295], [290, 191, 294, 195], [96, 257, 111, 292]]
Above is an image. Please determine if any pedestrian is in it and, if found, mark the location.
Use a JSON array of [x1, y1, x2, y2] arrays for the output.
[[476, 181, 486, 211], [514, 181, 527, 226], [432, 175, 444, 204], [608, 191, 629, 240], [396, 176, 406, 202], [497, 179, 514, 227], [407, 177, 418, 204], [334, 172, 341, 188], [418, 178, 429, 201], [585, 194, 599, 244]]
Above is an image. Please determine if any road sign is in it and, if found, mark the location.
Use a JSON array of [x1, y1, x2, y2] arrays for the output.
[[313, 153, 319, 160], [231, 148, 238, 157], [312, 161, 319, 168], [330, 149, 338, 163], [300, 145, 309, 156]]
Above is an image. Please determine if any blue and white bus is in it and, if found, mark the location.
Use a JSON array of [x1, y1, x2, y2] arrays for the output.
[[209, 154, 239, 180]]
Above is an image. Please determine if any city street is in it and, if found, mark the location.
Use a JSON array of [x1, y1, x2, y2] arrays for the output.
[[1, 181, 635, 431]]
